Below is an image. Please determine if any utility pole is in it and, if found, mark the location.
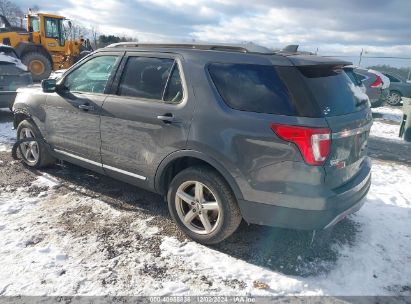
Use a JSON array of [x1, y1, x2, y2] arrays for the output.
[[358, 48, 364, 66]]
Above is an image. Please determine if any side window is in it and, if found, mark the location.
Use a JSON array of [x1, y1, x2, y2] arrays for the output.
[[64, 56, 120, 94], [118, 57, 174, 100], [386, 74, 399, 82], [208, 63, 295, 115], [29, 17, 40, 32]]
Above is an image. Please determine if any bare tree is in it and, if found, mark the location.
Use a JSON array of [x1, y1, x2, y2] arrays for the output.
[[0, 0, 24, 27], [90, 25, 99, 49], [62, 19, 90, 41]]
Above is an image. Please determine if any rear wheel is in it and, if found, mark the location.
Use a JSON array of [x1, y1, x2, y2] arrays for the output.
[[167, 166, 242, 244], [22, 52, 52, 82], [387, 91, 402, 106], [16, 120, 55, 168]]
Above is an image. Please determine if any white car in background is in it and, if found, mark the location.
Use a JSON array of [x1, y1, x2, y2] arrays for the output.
[[353, 67, 390, 108]]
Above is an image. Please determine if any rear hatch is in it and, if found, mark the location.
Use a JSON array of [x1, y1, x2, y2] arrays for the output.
[[282, 57, 372, 189]]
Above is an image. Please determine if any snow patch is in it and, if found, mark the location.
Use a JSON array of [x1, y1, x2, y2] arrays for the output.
[[0, 121, 15, 152], [349, 83, 369, 102], [372, 106, 403, 123], [32, 173, 62, 190], [370, 121, 401, 141]]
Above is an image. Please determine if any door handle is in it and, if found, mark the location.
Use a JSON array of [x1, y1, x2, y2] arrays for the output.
[[78, 104, 94, 111], [157, 113, 174, 123]]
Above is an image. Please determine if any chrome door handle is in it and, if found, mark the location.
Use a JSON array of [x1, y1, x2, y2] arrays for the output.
[[78, 104, 94, 111], [157, 114, 174, 123]]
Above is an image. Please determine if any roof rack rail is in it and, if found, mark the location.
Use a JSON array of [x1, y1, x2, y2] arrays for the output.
[[105, 42, 274, 54]]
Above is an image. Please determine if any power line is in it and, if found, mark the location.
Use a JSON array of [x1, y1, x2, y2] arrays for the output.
[[323, 55, 411, 60]]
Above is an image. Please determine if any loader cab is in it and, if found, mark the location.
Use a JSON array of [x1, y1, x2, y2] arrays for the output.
[[27, 13, 66, 49]]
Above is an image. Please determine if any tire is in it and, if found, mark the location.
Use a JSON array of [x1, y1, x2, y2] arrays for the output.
[[21, 52, 52, 82], [16, 120, 56, 168], [387, 91, 402, 106], [167, 166, 242, 245]]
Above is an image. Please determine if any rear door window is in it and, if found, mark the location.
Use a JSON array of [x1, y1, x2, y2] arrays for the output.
[[208, 63, 296, 115], [118, 57, 183, 102]]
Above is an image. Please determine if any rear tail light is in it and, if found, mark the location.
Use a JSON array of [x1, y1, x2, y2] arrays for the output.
[[370, 75, 383, 88], [271, 124, 331, 166]]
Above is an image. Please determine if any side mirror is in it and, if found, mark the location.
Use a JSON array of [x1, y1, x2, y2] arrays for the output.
[[41, 79, 57, 93]]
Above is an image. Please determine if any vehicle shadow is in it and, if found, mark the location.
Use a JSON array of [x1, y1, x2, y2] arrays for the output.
[[42, 161, 360, 278], [368, 136, 411, 165], [214, 218, 359, 277]]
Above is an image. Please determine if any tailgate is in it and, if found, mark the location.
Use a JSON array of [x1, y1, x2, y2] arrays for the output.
[[324, 108, 373, 189]]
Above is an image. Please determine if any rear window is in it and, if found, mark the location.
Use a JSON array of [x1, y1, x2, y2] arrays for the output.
[[208, 63, 296, 116], [297, 65, 369, 116], [208, 63, 367, 118], [344, 68, 362, 86]]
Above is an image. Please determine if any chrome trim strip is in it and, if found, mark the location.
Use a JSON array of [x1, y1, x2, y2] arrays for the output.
[[53, 149, 147, 181], [54, 149, 102, 167], [332, 122, 373, 139], [103, 164, 147, 180]]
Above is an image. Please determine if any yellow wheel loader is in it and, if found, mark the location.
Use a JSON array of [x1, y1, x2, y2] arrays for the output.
[[0, 12, 92, 81]]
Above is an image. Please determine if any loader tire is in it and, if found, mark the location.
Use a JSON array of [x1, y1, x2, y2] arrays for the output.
[[22, 52, 52, 82]]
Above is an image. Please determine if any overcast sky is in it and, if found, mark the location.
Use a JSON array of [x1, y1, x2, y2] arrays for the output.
[[17, 0, 411, 66]]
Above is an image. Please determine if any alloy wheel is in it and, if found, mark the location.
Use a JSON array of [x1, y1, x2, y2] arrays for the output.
[[387, 92, 402, 105], [19, 128, 39, 164], [175, 181, 221, 235]]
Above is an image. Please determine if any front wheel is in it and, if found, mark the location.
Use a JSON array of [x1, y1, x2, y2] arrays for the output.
[[167, 166, 242, 245], [16, 120, 56, 168]]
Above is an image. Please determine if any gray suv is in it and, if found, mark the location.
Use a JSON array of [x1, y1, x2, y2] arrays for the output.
[[12, 43, 372, 244]]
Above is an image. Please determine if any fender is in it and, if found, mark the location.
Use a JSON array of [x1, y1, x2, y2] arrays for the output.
[[154, 150, 244, 200], [13, 108, 32, 129]]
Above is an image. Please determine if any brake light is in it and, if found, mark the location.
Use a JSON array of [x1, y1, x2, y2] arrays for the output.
[[271, 124, 331, 165], [370, 75, 383, 88]]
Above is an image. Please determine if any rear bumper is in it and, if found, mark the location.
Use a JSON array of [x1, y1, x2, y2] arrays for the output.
[[238, 158, 371, 230], [0, 91, 17, 108]]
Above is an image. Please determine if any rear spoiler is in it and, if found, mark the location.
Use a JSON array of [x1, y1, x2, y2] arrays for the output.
[[287, 55, 352, 67], [280, 44, 352, 67]]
